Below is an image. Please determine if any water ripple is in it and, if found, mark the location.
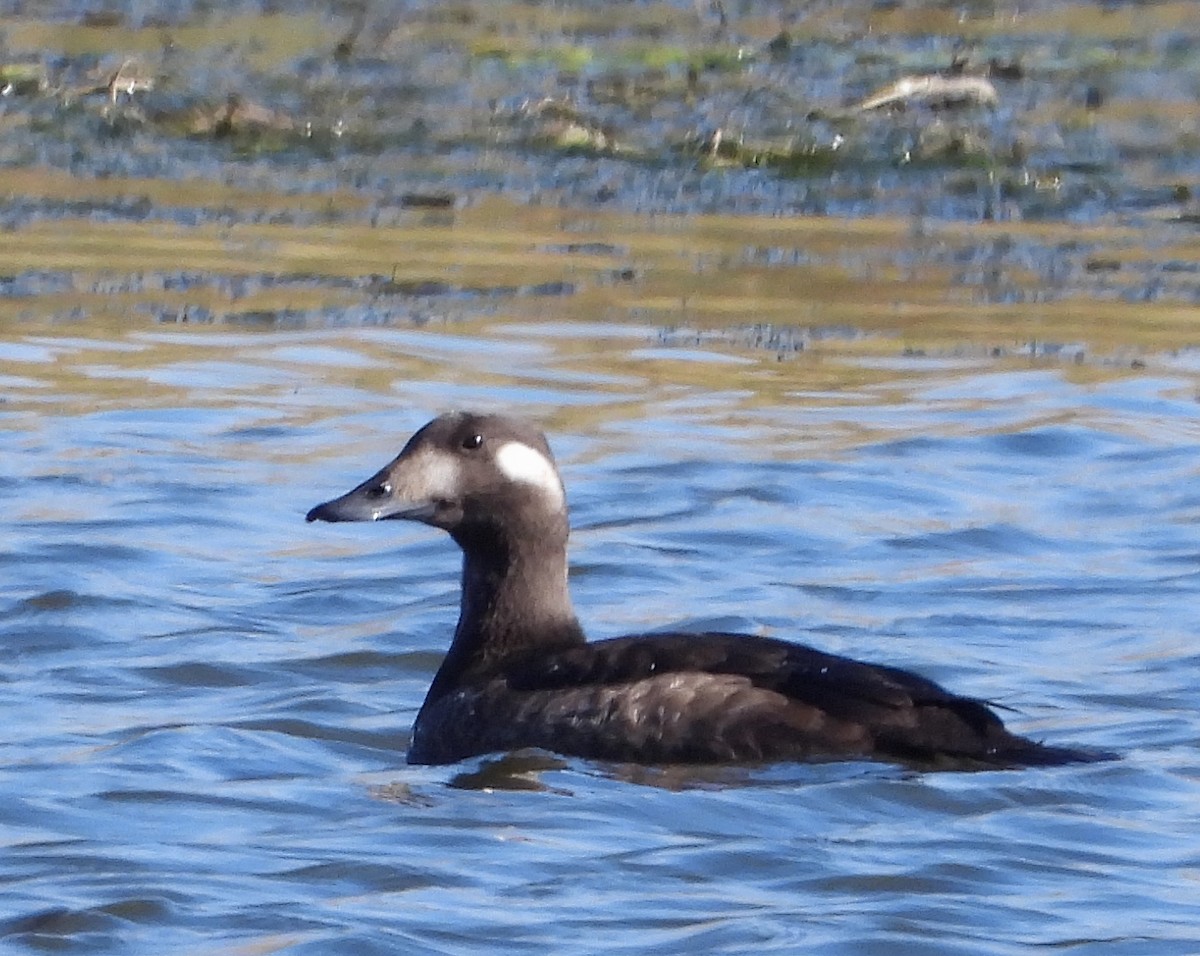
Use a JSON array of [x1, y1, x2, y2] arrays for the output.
[[3, 332, 1200, 955]]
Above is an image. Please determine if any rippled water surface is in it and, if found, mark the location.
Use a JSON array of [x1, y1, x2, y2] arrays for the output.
[[4, 0, 1200, 951], [4, 315, 1200, 954]]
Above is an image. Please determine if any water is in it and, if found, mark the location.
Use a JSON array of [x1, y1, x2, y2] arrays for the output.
[[3, 322, 1199, 954], [4, 0, 1200, 949]]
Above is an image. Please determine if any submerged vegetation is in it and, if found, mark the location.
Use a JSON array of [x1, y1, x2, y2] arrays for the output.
[[0, 0, 1198, 363], [1, 1, 1194, 204]]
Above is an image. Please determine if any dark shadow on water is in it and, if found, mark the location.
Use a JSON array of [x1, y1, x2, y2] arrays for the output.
[[448, 751, 576, 794], [440, 749, 914, 793]]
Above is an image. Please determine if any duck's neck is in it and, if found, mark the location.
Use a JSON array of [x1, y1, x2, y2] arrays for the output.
[[426, 536, 584, 699]]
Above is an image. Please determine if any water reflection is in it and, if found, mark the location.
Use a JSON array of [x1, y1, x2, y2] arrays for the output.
[[4, 179, 1200, 956], [449, 753, 574, 793], [4, 311, 1200, 952]]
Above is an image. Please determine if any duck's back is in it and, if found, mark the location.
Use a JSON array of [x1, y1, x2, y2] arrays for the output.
[[408, 632, 1089, 768]]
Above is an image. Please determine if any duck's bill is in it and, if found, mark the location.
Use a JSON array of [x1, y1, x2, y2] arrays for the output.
[[305, 465, 437, 523]]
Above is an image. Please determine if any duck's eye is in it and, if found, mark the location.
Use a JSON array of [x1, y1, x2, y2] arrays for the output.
[[461, 433, 483, 451], [365, 482, 391, 499]]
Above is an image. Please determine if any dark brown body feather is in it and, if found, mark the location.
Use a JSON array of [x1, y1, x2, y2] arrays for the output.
[[409, 632, 1098, 768], [308, 412, 1112, 771]]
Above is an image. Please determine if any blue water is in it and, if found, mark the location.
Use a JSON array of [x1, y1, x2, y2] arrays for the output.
[[2, 326, 1199, 954]]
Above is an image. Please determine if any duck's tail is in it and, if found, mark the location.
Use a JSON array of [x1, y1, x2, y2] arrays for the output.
[[992, 737, 1118, 767]]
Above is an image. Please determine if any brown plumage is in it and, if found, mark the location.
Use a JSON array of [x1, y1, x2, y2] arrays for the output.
[[307, 412, 1111, 770]]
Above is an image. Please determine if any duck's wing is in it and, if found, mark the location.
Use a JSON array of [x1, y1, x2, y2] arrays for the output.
[[502, 631, 1026, 765], [508, 631, 994, 724]]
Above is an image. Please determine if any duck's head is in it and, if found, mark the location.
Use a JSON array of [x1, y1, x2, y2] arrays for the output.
[[306, 412, 568, 548]]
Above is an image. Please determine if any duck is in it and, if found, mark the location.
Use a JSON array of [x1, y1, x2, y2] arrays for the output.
[[306, 411, 1108, 770]]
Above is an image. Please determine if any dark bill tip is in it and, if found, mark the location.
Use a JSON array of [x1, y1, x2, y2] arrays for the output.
[[306, 500, 342, 523]]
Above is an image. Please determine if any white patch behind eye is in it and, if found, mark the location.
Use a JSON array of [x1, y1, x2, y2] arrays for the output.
[[494, 441, 565, 507]]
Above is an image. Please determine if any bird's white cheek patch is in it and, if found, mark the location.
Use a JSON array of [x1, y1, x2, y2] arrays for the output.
[[494, 441, 565, 507], [408, 449, 462, 501]]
